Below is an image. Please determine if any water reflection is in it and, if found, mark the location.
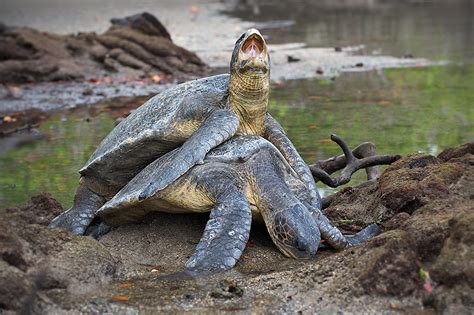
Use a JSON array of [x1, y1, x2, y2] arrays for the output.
[[269, 65, 473, 194], [224, 0, 474, 63], [0, 114, 116, 208]]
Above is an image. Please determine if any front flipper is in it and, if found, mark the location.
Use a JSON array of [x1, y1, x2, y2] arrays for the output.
[[264, 114, 322, 209], [139, 109, 239, 200], [185, 191, 252, 272]]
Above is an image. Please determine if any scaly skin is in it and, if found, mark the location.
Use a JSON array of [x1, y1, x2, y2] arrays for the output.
[[229, 69, 269, 136], [97, 136, 380, 272]]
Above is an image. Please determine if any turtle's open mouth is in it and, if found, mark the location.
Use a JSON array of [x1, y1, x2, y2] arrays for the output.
[[241, 34, 265, 59], [232, 29, 269, 74]]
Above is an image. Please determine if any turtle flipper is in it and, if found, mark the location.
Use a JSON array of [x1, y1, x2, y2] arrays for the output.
[[49, 184, 105, 235], [139, 109, 239, 201], [185, 190, 252, 272], [264, 114, 322, 209], [315, 213, 381, 249], [346, 223, 381, 245], [85, 221, 113, 239]]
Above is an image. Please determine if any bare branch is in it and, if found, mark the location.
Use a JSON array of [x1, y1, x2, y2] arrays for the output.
[[309, 134, 400, 188]]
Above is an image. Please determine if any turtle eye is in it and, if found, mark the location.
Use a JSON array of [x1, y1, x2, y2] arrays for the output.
[[269, 205, 320, 259]]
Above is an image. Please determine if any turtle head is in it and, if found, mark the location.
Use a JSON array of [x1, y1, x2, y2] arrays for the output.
[[266, 204, 320, 259], [230, 28, 269, 75]]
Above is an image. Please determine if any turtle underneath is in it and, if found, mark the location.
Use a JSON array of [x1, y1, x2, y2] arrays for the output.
[[93, 136, 380, 272]]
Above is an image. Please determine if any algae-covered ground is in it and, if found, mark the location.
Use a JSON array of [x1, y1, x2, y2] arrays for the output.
[[1, 142, 472, 314]]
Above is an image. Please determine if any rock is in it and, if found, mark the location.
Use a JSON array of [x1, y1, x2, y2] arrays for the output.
[[323, 152, 466, 229], [210, 278, 244, 299], [0, 12, 207, 84], [437, 141, 474, 162], [320, 142, 474, 311], [0, 260, 33, 310], [0, 193, 118, 311], [110, 12, 172, 40]]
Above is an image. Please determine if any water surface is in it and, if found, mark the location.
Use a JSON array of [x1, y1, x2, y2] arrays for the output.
[[224, 1, 474, 63]]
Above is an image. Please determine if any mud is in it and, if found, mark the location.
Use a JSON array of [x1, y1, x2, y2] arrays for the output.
[[0, 12, 206, 84], [0, 93, 151, 140], [0, 109, 47, 136], [0, 142, 472, 314]]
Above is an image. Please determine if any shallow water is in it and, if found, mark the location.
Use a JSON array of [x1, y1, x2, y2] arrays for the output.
[[1, 1, 473, 208], [224, 0, 474, 63]]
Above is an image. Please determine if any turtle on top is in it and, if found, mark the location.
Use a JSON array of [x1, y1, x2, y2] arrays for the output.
[[49, 29, 380, 272]]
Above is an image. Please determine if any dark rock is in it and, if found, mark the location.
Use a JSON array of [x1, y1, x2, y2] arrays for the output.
[[287, 55, 300, 63], [111, 12, 172, 40], [0, 260, 33, 310], [382, 212, 410, 230], [82, 88, 94, 96], [437, 141, 474, 162], [5, 192, 63, 226], [321, 142, 474, 311], [0, 13, 207, 84], [357, 231, 420, 296], [210, 279, 244, 299]]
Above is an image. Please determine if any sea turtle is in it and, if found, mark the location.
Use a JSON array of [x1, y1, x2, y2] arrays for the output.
[[49, 28, 321, 234], [94, 135, 380, 272]]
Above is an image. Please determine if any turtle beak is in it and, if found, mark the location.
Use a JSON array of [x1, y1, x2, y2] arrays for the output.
[[235, 29, 269, 74]]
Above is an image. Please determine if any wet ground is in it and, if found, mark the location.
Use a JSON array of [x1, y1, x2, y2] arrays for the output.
[[1, 142, 473, 314]]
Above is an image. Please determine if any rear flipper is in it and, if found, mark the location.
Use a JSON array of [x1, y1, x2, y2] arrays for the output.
[[185, 189, 252, 272], [48, 184, 105, 235], [316, 212, 381, 249], [345, 223, 381, 245], [85, 220, 113, 239]]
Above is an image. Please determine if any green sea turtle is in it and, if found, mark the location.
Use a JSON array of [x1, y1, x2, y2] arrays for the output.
[[94, 136, 380, 271], [49, 28, 321, 234]]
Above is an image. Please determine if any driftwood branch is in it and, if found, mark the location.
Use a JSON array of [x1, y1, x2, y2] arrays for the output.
[[309, 134, 400, 188]]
